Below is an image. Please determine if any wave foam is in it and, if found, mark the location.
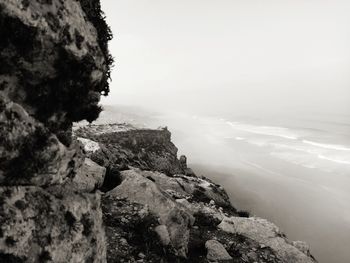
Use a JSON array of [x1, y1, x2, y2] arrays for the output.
[[302, 140, 350, 151], [317, 154, 350, 165], [225, 121, 299, 140]]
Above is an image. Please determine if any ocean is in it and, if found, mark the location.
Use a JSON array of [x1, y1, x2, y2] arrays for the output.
[[99, 106, 350, 263]]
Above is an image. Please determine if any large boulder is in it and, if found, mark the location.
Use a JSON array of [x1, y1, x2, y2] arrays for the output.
[[106, 169, 194, 258], [205, 240, 233, 262], [141, 171, 231, 208], [0, 186, 106, 262], [67, 158, 106, 192], [218, 217, 316, 263], [77, 137, 101, 155], [102, 195, 174, 262]]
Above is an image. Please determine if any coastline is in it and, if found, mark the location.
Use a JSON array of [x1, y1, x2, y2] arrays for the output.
[[74, 123, 318, 262]]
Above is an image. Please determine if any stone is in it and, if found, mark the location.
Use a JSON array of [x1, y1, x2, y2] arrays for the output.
[[67, 158, 106, 192], [179, 155, 187, 169], [77, 137, 101, 154], [0, 186, 106, 262], [74, 125, 185, 175], [142, 171, 231, 207], [292, 241, 312, 256], [218, 217, 316, 263], [0, 96, 84, 186], [0, 1, 111, 262], [154, 225, 171, 246], [205, 240, 233, 262], [0, 0, 109, 136], [106, 169, 194, 257]]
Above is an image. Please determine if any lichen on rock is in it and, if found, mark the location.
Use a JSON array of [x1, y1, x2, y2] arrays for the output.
[[0, 0, 112, 261], [0, 0, 112, 144], [0, 186, 106, 262]]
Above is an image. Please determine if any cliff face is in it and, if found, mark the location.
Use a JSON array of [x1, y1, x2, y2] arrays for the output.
[[0, 0, 110, 261], [75, 124, 191, 176], [76, 124, 318, 263], [0, 1, 317, 262]]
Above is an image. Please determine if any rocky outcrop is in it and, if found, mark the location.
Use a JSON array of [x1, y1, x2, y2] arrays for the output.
[[66, 158, 106, 192], [75, 124, 186, 175], [106, 169, 194, 258], [0, 186, 105, 262], [77, 124, 317, 263], [205, 240, 233, 262], [0, 0, 111, 143], [0, 1, 318, 262], [0, 95, 85, 186], [0, 0, 111, 262], [218, 217, 315, 263]]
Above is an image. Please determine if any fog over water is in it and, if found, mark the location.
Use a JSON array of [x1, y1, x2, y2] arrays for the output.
[[101, 1, 350, 262]]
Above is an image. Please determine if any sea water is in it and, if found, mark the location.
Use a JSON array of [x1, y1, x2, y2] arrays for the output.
[[99, 106, 350, 263], [162, 111, 350, 263]]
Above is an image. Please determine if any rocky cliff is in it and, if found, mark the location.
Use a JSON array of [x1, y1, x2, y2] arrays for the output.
[[0, 1, 317, 262], [0, 0, 111, 262], [74, 123, 318, 263]]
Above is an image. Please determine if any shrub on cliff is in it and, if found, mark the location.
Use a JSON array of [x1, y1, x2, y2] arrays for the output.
[[78, 0, 114, 96], [0, 0, 114, 145]]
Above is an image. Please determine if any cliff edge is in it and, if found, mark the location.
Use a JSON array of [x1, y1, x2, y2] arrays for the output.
[[75, 123, 318, 263], [0, 1, 317, 262], [0, 0, 111, 262]]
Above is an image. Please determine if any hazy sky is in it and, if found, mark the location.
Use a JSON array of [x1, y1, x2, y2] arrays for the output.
[[101, 0, 350, 116]]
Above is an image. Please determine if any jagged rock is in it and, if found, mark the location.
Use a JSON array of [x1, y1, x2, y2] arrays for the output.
[[179, 155, 187, 169], [0, 96, 84, 186], [0, 0, 109, 139], [0, 0, 111, 261], [77, 137, 101, 154], [75, 124, 185, 175], [0, 186, 106, 262], [154, 225, 171, 246], [102, 195, 174, 263], [106, 169, 194, 257], [142, 171, 231, 207], [218, 217, 316, 263], [178, 155, 196, 176], [73, 123, 317, 263], [205, 240, 233, 262], [292, 241, 312, 257], [67, 158, 106, 192]]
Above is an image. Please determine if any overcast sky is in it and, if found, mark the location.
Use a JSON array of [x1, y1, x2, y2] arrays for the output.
[[100, 0, 350, 116]]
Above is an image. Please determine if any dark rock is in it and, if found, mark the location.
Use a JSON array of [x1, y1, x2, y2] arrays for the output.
[[75, 124, 186, 175], [0, 94, 84, 186], [0, 0, 110, 137], [0, 186, 106, 262], [0, 0, 111, 261], [102, 195, 177, 263], [106, 169, 194, 258]]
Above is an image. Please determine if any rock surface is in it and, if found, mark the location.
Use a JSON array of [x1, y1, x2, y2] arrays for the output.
[[0, 0, 318, 262], [205, 239, 233, 262], [0, 0, 111, 262], [218, 217, 315, 263], [0, 95, 84, 186], [106, 169, 194, 258], [0, 186, 106, 262], [78, 123, 318, 263], [67, 158, 106, 192], [75, 124, 185, 175]]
